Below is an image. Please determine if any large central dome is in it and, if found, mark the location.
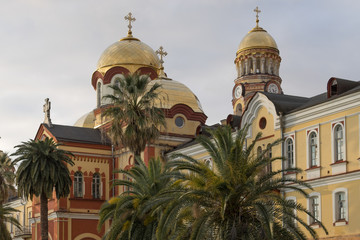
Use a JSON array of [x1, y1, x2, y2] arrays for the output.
[[97, 36, 160, 70], [238, 26, 278, 52]]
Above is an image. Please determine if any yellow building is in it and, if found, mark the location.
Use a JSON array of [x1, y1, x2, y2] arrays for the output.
[[7, 9, 360, 240], [169, 8, 360, 240]]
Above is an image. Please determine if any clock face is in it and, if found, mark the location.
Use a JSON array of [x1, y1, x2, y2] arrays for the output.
[[267, 83, 279, 94], [234, 85, 243, 98]]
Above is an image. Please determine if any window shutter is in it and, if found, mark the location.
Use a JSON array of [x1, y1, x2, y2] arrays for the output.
[[100, 182, 103, 198]]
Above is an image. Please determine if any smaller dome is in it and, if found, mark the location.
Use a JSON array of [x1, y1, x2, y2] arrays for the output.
[[147, 78, 203, 113], [97, 37, 160, 70], [74, 111, 95, 128], [238, 26, 278, 52]]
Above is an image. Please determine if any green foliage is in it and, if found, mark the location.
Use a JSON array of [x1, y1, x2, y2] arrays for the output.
[[102, 73, 166, 158], [0, 205, 21, 240], [158, 125, 328, 240], [12, 137, 74, 200], [0, 152, 15, 204], [98, 157, 178, 240]]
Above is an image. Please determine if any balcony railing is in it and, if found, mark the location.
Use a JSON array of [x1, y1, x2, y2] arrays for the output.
[[14, 226, 32, 238]]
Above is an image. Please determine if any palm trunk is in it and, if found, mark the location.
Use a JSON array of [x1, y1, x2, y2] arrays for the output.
[[40, 192, 49, 240]]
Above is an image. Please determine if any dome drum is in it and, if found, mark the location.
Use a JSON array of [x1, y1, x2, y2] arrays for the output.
[[235, 53, 281, 78]]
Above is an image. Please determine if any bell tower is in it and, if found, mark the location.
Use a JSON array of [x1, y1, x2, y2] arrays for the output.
[[232, 7, 282, 116]]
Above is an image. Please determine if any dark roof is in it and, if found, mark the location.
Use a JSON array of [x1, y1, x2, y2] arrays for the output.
[[43, 124, 111, 145], [167, 124, 223, 153], [262, 92, 309, 114], [261, 78, 360, 115]]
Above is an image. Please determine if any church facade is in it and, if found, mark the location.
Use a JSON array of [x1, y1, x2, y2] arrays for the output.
[[7, 9, 360, 240]]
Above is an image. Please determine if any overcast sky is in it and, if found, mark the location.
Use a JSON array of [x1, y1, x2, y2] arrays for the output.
[[1, 0, 360, 153]]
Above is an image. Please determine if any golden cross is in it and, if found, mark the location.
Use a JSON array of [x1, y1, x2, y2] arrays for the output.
[[156, 46, 167, 65], [124, 12, 136, 36], [254, 6, 261, 27]]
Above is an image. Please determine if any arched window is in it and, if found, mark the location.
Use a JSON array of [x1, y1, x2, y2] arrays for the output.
[[336, 192, 346, 220], [309, 132, 318, 167], [92, 173, 101, 199], [266, 144, 272, 173], [204, 158, 213, 170], [309, 195, 319, 224], [286, 138, 294, 169], [333, 188, 348, 225], [334, 125, 344, 161], [74, 172, 83, 198]]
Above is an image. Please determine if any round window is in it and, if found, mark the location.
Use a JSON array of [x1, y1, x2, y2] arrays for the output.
[[175, 116, 185, 128], [259, 117, 267, 129]]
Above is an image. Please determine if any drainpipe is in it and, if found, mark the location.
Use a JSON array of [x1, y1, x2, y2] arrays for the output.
[[279, 112, 285, 200]]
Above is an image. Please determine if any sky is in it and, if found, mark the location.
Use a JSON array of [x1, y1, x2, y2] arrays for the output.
[[1, 0, 360, 153]]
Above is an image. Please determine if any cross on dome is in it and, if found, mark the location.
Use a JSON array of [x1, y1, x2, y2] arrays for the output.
[[156, 46, 168, 78], [124, 12, 136, 37], [254, 6, 261, 27], [156, 46, 167, 66]]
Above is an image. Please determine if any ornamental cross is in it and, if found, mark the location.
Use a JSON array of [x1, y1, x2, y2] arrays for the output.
[[254, 6, 261, 26], [43, 98, 53, 127], [124, 12, 136, 35], [156, 46, 167, 65]]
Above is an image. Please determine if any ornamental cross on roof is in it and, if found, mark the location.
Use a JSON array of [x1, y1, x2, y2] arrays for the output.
[[156, 46, 167, 66], [254, 6, 261, 27], [124, 12, 136, 36]]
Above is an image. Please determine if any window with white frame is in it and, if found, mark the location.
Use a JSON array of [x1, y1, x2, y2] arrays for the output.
[[333, 188, 348, 224], [334, 124, 344, 162], [285, 137, 294, 169], [309, 131, 318, 167], [74, 171, 83, 198], [92, 173, 101, 199], [285, 196, 297, 226], [308, 193, 321, 225], [204, 158, 213, 170]]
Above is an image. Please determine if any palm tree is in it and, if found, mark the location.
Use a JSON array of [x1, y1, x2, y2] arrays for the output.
[[98, 157, 178, 240], [12, 137, 74, 240], [0, 152, 19, 240], [0, 204, 21, 240], [0, 152, 15, 204], [158, 125, 328, 240], [102, 73, 166, 160]]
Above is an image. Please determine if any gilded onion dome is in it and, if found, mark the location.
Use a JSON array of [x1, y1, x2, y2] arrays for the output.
[[96, 37, 160, 71], [238, 26, 278, 52], [232, 7, 282, 116]]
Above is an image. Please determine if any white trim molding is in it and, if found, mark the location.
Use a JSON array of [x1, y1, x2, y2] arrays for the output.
[[241, 92, 279, 139]]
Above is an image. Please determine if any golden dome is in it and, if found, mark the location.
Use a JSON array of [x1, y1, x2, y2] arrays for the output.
[[74, 111, 95, 128], [97, 37, 160, 70], [238, 26, 278, 52], [147, 78, 204, 113]]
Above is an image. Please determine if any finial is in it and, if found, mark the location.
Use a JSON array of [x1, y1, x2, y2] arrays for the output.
[[254, 6, 261, 27], [156, 46, 168, 78], [43, 98, 53, 128], [124, 12, 136, 37]]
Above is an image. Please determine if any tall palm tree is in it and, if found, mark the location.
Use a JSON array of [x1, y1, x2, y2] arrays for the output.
[[159, 125, 328, 240], [0, 152, 15, 204], [0, 204, 21, 240], [98, 157, 178, 240], [102, 73, 166, 160], [12, 137, 74, 240]]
